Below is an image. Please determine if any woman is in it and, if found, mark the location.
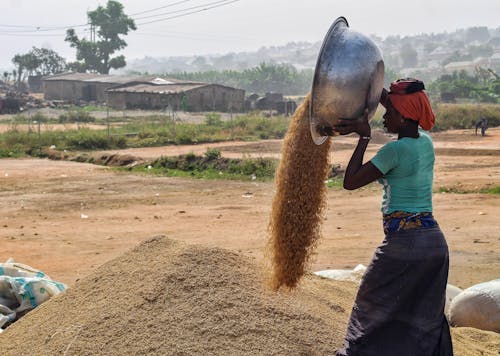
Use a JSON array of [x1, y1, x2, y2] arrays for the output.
[[333, 78, 453, 355]]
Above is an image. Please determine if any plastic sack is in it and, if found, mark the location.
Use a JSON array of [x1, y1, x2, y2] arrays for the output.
[[0, 259, 66, 331], [445, 284, 463, 318], [448, 279, 500, 332], [314, 264, 367, 283]]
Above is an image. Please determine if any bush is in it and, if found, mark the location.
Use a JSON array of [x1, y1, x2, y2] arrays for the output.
[[148, 153, 277, 180], [66, 131, 108, 149], [205, 112, 222, 126], [434, 103, 500, 130], [204, 148, 221, 160], [58, 111, 95, 123]]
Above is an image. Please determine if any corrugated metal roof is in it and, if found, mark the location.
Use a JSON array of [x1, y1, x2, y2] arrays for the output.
[[107, 83, 209, 94], [42, 72, 196, 85], [85, 75, 155, 84], [43, 72, 102, 81]]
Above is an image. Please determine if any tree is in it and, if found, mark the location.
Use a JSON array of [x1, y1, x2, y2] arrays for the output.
[[31, 47, 66, 75], [11, 47, 66, 86], [65, 0, 136, 74], [12, 52, 39, 86]]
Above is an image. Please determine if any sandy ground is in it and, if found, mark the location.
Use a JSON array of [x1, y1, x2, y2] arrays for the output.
[[0, 127, 499, 290]]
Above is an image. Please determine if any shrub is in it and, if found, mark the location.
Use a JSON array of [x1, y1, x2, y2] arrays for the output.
[[58, 111, 95, 123], [434, 103, 500, 130], [205, 112, 222, 126], [66, 129, 109, 149], [204, 148, 221, 160]]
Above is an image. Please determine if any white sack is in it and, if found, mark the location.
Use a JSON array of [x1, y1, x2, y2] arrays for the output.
[[449, 279, 500, 332], [314, 264, 367, 283], [445, 284, 463, 318]]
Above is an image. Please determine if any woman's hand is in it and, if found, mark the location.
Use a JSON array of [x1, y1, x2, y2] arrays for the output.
[[332, 108, 371, 138]]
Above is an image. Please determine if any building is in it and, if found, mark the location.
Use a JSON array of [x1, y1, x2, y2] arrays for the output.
[[42, 73, 245, 112], [444, 61, 476, 74], [107, 82, 245, 112], [245, 92, 297, 116], [42, 73, 161, 103]]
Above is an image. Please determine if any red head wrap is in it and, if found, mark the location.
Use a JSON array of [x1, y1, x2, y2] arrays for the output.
[[388, 79, 435, 131]]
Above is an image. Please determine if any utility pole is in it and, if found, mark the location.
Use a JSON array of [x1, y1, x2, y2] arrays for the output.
[[90, 22, 96, 44]]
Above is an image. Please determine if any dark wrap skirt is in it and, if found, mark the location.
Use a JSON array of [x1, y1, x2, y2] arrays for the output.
[[336, 226, 453, 356]]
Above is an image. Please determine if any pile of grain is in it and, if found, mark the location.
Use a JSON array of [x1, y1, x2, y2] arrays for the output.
[[268, 95, 332, 289], [0, 236, 355, 355], [0, 236, 497, 355]]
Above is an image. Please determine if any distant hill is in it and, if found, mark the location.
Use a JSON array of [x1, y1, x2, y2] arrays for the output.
[[122, 40, 322, 74], [121, 26, 500, 84]]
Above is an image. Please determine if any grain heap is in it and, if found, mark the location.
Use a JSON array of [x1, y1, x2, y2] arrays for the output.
[[0, 236, 497, 355], [0, 236, 355, 355], [268, 95, 332, 289]]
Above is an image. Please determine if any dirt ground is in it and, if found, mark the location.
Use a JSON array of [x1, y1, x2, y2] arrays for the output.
[[0, 127, 499, 290]]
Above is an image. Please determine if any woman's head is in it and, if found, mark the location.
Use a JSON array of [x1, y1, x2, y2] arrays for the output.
[[383, 78, 435, 132]]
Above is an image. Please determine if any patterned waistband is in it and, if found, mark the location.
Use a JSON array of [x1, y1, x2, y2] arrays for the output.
[[383, 211, 438, 234]]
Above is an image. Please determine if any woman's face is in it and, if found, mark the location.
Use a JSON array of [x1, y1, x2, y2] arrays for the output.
[[383, 99, 403, 133]]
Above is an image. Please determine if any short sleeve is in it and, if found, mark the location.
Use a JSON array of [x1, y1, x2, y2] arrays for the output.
[[370, 142, 399, 174]]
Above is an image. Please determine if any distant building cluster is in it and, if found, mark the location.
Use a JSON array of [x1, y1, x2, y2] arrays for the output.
[[245, 92, 297, 116], [379, 31, 500, 80], [40, 72, 299, 115], [42, 73, 245, 112]]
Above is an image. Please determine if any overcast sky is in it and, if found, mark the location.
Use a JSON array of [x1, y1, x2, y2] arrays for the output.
[[1, 0, 499, 69]]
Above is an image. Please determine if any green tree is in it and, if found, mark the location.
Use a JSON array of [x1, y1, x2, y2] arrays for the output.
[[167, 63, 314, 95], [65, 0, 136, 74], [11, 47, 66, 86], [31, 47, 66, 75], [429, 69, 499, 103], [12, 52, 40, 86]]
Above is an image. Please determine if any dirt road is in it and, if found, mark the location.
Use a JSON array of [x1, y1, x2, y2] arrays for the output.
[[0, 128, 499, 289]]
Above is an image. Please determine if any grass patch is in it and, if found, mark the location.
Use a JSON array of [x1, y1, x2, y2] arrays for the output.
[[480, 185, 500, 194], [0, 112, 291, 157], [127, 149, 278, 181], [437, 186, 471, 194], [123, 149, 348, 185], [437, 185, 500, 194], [325, 177, 344, 189], [433, 103, 500, 131]]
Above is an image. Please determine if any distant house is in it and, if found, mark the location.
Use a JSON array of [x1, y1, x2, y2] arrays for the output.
[[43, 72, 161, 103], [444, 61, 476, 74], [490, 53, 500, 66], [42, 72, 245, 112], [427, 46, 454, 62], [106, 82, 245, 112], [245, 92, 297, 116]]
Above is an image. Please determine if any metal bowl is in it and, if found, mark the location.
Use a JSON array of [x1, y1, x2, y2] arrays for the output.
[[310, 17, 385, 145]]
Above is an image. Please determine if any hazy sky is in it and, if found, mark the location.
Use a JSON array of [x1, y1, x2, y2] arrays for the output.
[[1, 0, 499, 69]]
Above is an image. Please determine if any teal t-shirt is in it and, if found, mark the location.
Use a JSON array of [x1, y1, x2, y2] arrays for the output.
[[370, 131, 435, 214]]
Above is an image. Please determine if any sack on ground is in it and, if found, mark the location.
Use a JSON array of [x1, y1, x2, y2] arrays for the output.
[[449, 279, 500, 333], [0, 259, 66, 331]]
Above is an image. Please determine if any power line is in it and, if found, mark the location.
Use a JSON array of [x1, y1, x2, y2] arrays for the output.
[[0, 0, 243, 36], [0, 24, 87, 32], [130, 0, 195, 16], [137, 0, 242, 26], [133, 0, 237, 20]]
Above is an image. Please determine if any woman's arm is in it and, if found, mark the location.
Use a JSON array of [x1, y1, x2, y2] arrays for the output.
[[342, 139, 382, 190], [332, 110, 383, 190]]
